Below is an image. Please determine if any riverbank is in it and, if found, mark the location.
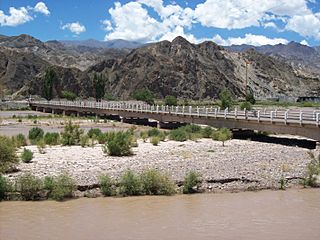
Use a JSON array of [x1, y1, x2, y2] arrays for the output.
[[5, 138, 313, 196]]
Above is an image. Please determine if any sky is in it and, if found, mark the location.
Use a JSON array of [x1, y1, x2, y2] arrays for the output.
[[1, 0, 320, 46]]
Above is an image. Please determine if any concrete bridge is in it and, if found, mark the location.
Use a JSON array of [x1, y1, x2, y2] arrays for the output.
[[29, 100, 320, 141]]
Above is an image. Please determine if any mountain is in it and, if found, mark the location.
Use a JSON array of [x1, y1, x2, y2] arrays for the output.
[[60, 39, 143, 49], [0, 34, 319, 100], [226, 42, 320, 74], [88, 36, 320, 99]]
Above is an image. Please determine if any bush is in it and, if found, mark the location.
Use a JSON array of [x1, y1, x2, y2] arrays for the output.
[[15, 173, 43, 200], [246, 92, 256, 105], [28, 127, 44, 142], [140, 169, 175, 195], [119, 170, 142, 196], [219, 89, 234, 110], [305, 152, 320, 187], [104, 131, 133, 156], [80, 134, 90, 147], [169, 128, 188, 142], [183, 124, 202, 134], [212, 128, 233, 147], [97, 133, 109, 144], [140, 131, 148, 142], [164, 95, 178, 106], [183, 171, 202, 194], [147, 128, 161, 137], [61, 121, 84, 146], [151, 136, 160, 146], [132, 89, 155, 105], [50, 174, 76, 201], [240, 101, 252, 110], [99, 174, 114, 196], [43, 176, 55, 192], [88, 128, 102, 138], [44, 132, 60, 145], [14, 134, 27, 148], [201, 126, 213, 138], [21, 148, 33, 163], [37, 139, 46, 154], [61, 90, 77, 101], [0, 136, 19, 173], [0, 174, 9, 200]]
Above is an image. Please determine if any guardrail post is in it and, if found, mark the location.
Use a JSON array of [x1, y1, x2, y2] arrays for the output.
[[156, 105, 159, 113], [224, 108, 228, 119], [197, 106, 199, 117], [205, 108, 208, 117], [235, 108, 238, 119], [244, 108, 247, 120], [189, 106, 192, 115], [175, 106, 178, 114], [214, 108, 217, 118], [317, 113, 319, 127], [257, 110, 260, 122], [284, 111, 288, 124], [182, 106, 185, 114], [300, 111, 303, 125], [270, 111, 273, 123]]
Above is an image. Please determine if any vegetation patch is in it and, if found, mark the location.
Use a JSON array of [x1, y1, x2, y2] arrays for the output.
[[183, 171, 202, 194], [21, 148, 33, 163], [0, 136, 19, 173]]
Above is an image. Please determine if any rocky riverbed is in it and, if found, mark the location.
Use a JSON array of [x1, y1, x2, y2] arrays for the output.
[[7, 138, 314, 192]]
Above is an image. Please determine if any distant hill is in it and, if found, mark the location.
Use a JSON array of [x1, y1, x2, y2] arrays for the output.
[[59, 39, 143, 49], [226, 42, 320, 74]]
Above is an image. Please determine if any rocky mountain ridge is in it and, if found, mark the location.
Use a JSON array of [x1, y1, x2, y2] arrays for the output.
[[0, 34, 319, 100]]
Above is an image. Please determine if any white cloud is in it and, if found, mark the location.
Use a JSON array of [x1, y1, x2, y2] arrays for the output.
[[286, 13, 320, 40], [34, 2, 50, 16], [0, 7, 32, 27], [211, 34, 289, 46], [0, 2, 50, 27], [300, 40, 309, 46], [62, 22, 86, 35]]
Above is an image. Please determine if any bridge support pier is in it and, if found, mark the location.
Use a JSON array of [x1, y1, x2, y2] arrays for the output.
[[316, 142, 320, 150]]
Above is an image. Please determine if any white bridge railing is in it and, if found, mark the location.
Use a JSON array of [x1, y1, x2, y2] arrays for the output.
[[31, 100, 320, 127]]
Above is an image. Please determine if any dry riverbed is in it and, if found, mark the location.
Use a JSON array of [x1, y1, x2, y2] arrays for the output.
[[6, 139, 312, 192]]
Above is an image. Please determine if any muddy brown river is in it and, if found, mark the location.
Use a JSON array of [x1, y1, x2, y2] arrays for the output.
[[1, 189, 320, 240]]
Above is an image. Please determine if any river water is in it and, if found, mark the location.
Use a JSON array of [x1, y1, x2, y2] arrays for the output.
[[1, 189, 320, 240]]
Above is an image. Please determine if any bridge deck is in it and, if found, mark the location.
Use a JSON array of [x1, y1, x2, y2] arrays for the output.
[[30, 101, 320, 141]]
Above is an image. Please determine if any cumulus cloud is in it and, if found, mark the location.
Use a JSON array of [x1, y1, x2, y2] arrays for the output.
[[62, 22, 86, 35], [34, 2, 50, 16], [211, 34, 289, 46], [0, 2, 50, 27], [102, 0, 320, 43], [0, 7, 32, 27]]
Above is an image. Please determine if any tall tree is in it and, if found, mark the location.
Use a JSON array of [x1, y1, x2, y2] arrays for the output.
[[94, 73, 105, 101], [43, 68, 55, 100]]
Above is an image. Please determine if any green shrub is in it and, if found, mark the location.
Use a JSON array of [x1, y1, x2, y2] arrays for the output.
[[119, 170, 142, 196], [44, 132, 60, 145], [147, 128, 161, 137], [15, 173, 43, 200], [151, 136, 160, 146], [212, 128, 233, 146], [164, 95, 178, 106], [201, 126, 213, 138], [0, 174, 9, 200], [14, 134, 27, 148], [28, 127, 44, 142], [98, 133, 109, 144], [103, 131, 133, 156], [80, 134, 90, 147], [183, 171, 202, 194], [240, 101, 252, 110], [43, 176, 55, 192], [61, 121, 84, 146], [37, 139, 46, 154], [99, 174, 114, 196], [51, 174, 76, 201], [169, 128, 188, 142], [21, 148, 33, 163], [140, 131, 148, 142], [246, 92, 256, 105], [61, 90, 77, 101], [88, 128, 102, 138], [140, 169, 175, 195], [219, 88, 234, 110], [132, 89, 155, 105], [183, 124, 202, 134], [0, 136, 19, 173], [305, 152, 320, 187]]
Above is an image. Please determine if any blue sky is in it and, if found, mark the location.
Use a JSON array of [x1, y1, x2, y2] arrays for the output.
[[1, 0, 320, 46]]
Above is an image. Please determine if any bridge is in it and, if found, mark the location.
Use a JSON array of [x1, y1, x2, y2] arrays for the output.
[[29, 100, 320, 141]]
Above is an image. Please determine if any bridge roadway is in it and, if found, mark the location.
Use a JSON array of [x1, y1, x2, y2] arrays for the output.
[[29, 100, 320, 141]]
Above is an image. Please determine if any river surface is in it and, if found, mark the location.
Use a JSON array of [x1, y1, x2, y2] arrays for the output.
[[1, 189, 320, 240]]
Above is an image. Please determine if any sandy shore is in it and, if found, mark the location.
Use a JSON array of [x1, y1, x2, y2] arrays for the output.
[[7, 138, 312, 192]]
